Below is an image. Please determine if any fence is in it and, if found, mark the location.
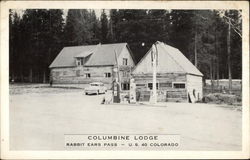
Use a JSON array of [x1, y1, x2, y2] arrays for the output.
[[203, 86, 242, 96]]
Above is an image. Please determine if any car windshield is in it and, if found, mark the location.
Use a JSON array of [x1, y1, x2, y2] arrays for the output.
[[91, 84, 99, 86]]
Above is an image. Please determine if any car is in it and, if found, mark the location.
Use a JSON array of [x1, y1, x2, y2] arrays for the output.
[[84, 82, 107, 95]]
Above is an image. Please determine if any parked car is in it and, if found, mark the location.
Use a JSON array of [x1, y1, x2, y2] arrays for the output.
[[84, 82, 107, 95]]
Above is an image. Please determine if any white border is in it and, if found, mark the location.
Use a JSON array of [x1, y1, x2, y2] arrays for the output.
[[1, 1, 249, 159]]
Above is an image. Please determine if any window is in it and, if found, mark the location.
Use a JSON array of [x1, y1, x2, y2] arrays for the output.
[[86, 73, 91, 78], [76, 70, 80, 77], [173, 82, 185, 89], [105, 72, 111, 78], [148, 83, 159, 90], [123, 58, 128, 65], [76, 58, 84, 66], [122, 83, 130, 90]]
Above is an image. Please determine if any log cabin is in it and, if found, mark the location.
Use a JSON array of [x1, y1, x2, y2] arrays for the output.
[[131, 41, 203, 102], [49, 43, 135, 89]]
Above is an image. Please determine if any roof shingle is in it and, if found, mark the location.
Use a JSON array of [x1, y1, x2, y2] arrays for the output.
[[159, 42, 203, 76], [49, 43, 127, 68]]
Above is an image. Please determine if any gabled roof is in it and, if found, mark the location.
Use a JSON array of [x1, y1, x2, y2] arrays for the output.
[[132, 41, 203, 76], [84, 43, 126, 66], [159, 42, 203, 76], [49, 43, 128, 68], [74, 50, 93, 58]]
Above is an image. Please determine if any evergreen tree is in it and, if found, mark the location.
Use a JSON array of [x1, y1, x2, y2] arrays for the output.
[[9, 9, 242, 83], [100, 10, 109, 43], [89, 10, 101, 44], [10, 9, 64, 82], [9, 10, 21, 81], [111, 9, 149, 63], [44, 9, 65, 82], [147, 10, 170, 43], [64, 9, 93, 46], [169, 10, 194, 58]]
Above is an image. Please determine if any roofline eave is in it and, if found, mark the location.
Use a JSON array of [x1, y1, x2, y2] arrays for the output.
[[186, 73, 204, 77], [49, 65, 76, 69], [83, 64, 115, 67]]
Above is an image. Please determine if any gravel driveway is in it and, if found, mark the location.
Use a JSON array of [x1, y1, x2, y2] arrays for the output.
[[9, 84, 241, 150]]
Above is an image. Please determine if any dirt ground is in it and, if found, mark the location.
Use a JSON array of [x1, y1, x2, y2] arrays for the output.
[[9, 84, 242, 150]]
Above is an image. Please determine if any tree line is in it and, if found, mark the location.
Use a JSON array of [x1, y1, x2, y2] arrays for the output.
[[9, 9, 242, 87]]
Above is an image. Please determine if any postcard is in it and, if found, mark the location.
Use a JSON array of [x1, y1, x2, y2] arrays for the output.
[[1, 0, 249, 159]]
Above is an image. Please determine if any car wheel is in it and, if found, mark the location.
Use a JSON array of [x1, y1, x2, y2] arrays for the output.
[[85, 92, 88, 95]]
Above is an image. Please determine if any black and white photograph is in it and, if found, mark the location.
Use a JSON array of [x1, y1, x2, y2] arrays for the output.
[[1, 0, 249, 159]]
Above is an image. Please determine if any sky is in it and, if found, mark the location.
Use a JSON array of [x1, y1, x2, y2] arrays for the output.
[[14, 9, 110, 20], [63, 9, 110, 19]]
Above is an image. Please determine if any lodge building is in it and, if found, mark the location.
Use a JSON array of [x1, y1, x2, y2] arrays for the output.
[[49, 41, 203, 102], [49, 43, 136, 89]]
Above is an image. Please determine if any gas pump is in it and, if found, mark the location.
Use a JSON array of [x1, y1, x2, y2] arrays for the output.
[[113, 78, 120, 103]]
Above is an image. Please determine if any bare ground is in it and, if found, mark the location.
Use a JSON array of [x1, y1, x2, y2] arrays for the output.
[[9, 84, 242, 150]]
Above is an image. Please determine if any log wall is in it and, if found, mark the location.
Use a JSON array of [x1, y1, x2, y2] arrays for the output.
[[132, 73, 188, 102], [50, 65, 133, 89], [50, 66, 114, 88]]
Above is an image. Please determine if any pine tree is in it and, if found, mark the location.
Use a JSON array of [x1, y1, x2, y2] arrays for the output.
[[100, 10, 109, 43], [147, 10, 170, 43], [10, 9, 65, 82], [89, 10, 101, 44], [111, 9, 149, 62], [44, 9, 64, 82], [9, 10, 21, 81], [64, 9, 93, 46]]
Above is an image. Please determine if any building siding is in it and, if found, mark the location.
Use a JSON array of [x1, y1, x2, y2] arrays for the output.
[[186, 74, 203, 101], [50, 46, 135, 89], [132, 73, 188, 102], [51, 66, 114, 88]]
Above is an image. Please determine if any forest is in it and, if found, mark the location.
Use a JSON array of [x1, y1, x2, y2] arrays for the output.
[[9, 9, 242, 87]]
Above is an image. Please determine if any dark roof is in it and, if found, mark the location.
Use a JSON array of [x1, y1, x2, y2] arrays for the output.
[[49, 43, 127, 68]]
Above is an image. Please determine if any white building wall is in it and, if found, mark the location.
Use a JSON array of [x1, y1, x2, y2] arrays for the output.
[[186, 74, 203, 101], [118, 46, 135, 67]]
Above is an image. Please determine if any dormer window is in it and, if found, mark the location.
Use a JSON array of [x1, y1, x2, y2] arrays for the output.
[[76, 58, 84, 66]]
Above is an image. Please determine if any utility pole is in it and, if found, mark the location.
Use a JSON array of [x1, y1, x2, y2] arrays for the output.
[[114, 50, 121, 89], [150, 43, 158, 104], [227, 20, 232, 93]]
